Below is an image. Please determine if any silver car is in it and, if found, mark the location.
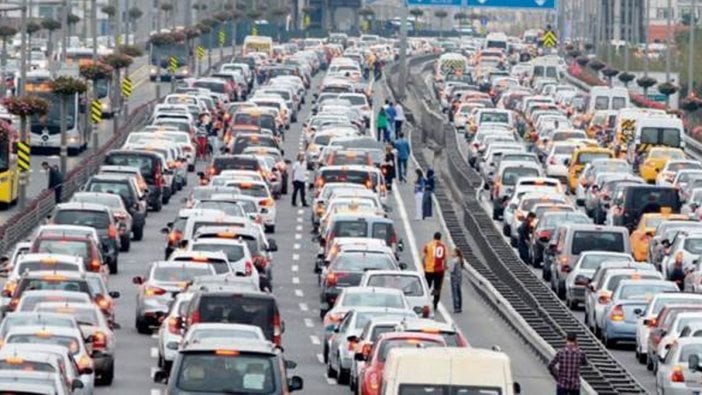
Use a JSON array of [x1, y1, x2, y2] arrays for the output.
[[564, 252, 633, 309], [656, 337, 702, 395]]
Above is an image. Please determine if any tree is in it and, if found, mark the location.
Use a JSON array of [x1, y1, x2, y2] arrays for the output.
[[681, 12, 699, 26], [409, 8, 423, 30], [41, 19, 61, 60], [0, 26, 18, 74], [128, 7, 143, 21], [247, 10, 263, 21], [101, 5, 116, 17], [160, 2, 174, 28], [454, 12, 468, 23], [67, 13, 80, 35], [434, 9, 448, 36]]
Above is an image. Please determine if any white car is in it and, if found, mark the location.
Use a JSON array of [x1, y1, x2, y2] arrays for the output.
[[656, 311, 702, 364], [181, 323, 265, 347], [656, 337, 702, 395], [545, 142, 579, 184], [656, 159, 702, 187], [564, 252, 634, 310], [228, 179, 277, 233], [157, 293, 193, 371], [359, 271, 433, 318], [187, 237, 259, 288]]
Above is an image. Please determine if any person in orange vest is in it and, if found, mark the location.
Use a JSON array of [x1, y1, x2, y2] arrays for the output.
[[422, 232, 448, 310]]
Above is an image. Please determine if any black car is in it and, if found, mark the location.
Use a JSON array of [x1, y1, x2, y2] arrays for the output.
[[84, 174, 147, 241], [610, 185, 682, 231], [104, 150, 167, 211]]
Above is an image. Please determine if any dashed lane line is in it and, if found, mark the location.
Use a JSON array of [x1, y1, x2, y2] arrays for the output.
[[310, 335, 321, 345], [305, 318, 315, 328], [299, 302, 308, 311], [295, 289, 304, 297], [292, 264, 299, 272], [150, 347, 158, 359], [294, 243, 301, 250], [293, 253, 300, 260]]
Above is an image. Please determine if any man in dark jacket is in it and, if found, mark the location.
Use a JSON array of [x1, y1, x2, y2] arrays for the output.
[[42, 161, 63, 204], [517, 212, 536, 263]]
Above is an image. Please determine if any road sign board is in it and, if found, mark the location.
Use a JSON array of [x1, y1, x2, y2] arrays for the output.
[[467, 0, 556, 9], [218, 30, 225, 46], [542, 30, 557, 47], [16, 141, 30, 172], [196, 46, 205, 60], [168, 57, 178, 74], [90, 99, 102, 124], [406, 0, 462, 6], [251, 26, 258, 36], [121, 77, 133, 98], [480, 16, 489, 26]]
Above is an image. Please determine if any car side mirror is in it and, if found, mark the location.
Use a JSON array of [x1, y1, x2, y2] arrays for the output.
[[153, 369, 168, 384], [160, 227, 170, 234], [288, 376, 304, 392], [267, 239, 278, 252], [564, 159, 570, 166], [399, 262, 408, 270], [397, 239, 404, 251], [132, 276, 144, 285], [72, 378, 84, 390], [634, 308, 643, 316], [514, 382, 521, 394], [690, 354, 700, 371], [79, 366, 93, 375], [109, 291, 121, 298]]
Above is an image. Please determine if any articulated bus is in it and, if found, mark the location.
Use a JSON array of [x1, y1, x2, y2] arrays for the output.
[[0, 112, 18, 207], [66, 47, 117, 117], [25, 69, 86, 154]]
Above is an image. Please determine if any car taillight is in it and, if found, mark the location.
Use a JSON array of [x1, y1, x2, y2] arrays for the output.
[[77, 355, 93, 373], [168, 316, 182, 335], [92, 331, 107, 349], [671, 366, 685, 382], [95, 294, 112, 312], [168, 230, 183, 245], [639, 233, 651, 243], [190, 310, 200, 325], [609, 305, 625, 321], [113, 212, 126, 221], [272, 314, 282, 346], [648, 318, 657, 328], [107, 224, 117, 239], [598, 294, 611, 304], [8, 298, 18, 311], [259, 198, 274, 207], [369, 371, 380, 390], [326, 272, 337, 286], [144, 286, 167, 297], [389, 232, 397, 246], [2, 281, 16, 297], [244, 261, 253, 276], [536, 230, 552, 240], [90, 259, 101, 272], [549, 157, 556, 165]]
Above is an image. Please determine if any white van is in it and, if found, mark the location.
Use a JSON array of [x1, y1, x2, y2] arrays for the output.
[[484, 32, 508, 50], [382, 347, 521, 395], [588, 86, 630, 112]]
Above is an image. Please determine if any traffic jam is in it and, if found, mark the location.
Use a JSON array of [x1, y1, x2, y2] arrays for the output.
[[437, 30, 702, 393], [0, 29, 531, 394]]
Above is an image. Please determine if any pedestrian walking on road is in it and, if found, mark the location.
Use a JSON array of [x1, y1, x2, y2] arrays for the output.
[[43, 161, 63, 204], [291, 153, 308, 207], [414, 169, 426, 221], [422, 232, 447, 311], [423, 168, 435, 219], [517, 212, 536, 264], [382, 144, 396, 191], [394, 103, 406, 136], [377, 107, 389, 142], [393, 133, 410, 182], [385, 101, 397, 140], [449, 247, 464, 313], [548, 332, 587, 395]]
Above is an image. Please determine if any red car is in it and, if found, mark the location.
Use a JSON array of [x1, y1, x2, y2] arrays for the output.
[[357, 332, 447, 395]]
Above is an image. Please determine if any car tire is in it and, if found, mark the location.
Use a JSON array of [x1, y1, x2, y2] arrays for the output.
[[557, 282, 566, 300], [152, 200, 162, 212], [337, 361, 350, 385], [509, 236, 517, 248], [502, 224, 510, 237], [323, 343, 329, 364], [566, 297, 576, 310], [647, 354, 655, 371], [133, 226, 144, 241], [188, 163, 195, 172], [492, 206, 500, 220], [98, 359, 114, 385], [326, 358, 337, 379], [603, 332, 615, 348], [136, 317, 151, 335], [120, 235, 130, 252], [542, 265, 551, 282], [108, 258, 118, 275], [265, 225, 275, 233], [636, 349, 647, 364], [162, 193, 170, 205]]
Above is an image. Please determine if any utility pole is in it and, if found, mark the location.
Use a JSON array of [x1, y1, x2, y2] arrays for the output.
[[61, 0, 69, 63], [689, 0, 696, 95], [82, 0, 88, 43], [397, 4, 408, 101], [91, 0, 98, 151], [644, 0, 650, 79], [18, 0, 28, 209], [666, 0, 672, 84], [113, 0, 121, 135], [155, 0, 161, 101], [624, 0, 630, 73]]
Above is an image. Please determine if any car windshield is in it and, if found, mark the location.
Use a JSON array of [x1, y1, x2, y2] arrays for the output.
[[684, 238, 702, 254], [53, 210, 109, 228], [191, 243, 246, 262], [341, 292, 405, 309], [153, 266, 214, 282], [6, 334, 79, 355], [34, 240, 88, 259], [366, 275, 424, 297], [18, 295, 87, 312], [571, 231, 625, 255], [175, 353, 277, 393], [333, 253, 395, 272], [378, 338, 444, 362]]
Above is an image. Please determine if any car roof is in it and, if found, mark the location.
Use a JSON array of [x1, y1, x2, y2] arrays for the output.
[[181, 338, 277, 354], [55, 202, 110, 212], [5, 325, 83, 337]]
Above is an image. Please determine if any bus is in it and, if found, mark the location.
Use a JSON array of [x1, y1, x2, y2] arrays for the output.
[[242, 35, 273, 57], [66, 47, 117, 118], [0, 113, 18, 207], [25, 69, 86, 154], [149, 38, 190, 81]]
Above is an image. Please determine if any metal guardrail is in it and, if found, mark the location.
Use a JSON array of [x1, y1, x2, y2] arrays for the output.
[[564, 72, 702, 160], [386, 56, 647, 394]]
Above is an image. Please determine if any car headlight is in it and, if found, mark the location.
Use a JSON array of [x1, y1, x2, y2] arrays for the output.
[[101, 102, 109, 110], [150, 67, 157, 74]]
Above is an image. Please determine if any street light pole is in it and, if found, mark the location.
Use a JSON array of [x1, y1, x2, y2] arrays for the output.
[[61, 0, 69, 63], [18, 0, 28, 209], [90, 0, 98, 151], [689, 0, 697, 95], [397, 4, 408, 101], [666, 0, 672, 83]]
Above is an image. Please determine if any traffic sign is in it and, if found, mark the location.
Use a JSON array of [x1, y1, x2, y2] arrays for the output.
[[90, 100, 102, 124], [406, 0, 462, 5], [467, 0, 556, 9], [542, 29, 557, 47], [218, 30, 226, 46], [168, 57, 178, 74], [251, 25, 258, 36], [196, 46, 205, 60], [121, 77, 133, 98], [16, 141, 30, 172], [480, 16, 489, 26]]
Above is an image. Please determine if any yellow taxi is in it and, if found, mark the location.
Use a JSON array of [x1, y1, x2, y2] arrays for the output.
[[638, 147, 686, 183], [567, 147, 615, 192], [629, 212, 689, 261]]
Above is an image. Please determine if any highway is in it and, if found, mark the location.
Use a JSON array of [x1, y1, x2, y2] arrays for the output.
[[48, 69, 557, 394]]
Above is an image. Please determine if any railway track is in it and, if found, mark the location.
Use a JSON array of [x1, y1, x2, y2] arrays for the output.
[[390, 57, 648, 394]]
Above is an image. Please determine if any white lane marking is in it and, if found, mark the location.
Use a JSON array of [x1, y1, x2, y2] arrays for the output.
[[293, 243, 301, 250], [295, 233, 302, 240], [297, 217, 303, 223], [305, 318, 315, 328], [151, 389, 161, 395], [150, 367, 159, 378], [292, 264, 299, 272], [297, 209, 304, 215], [392, 182, 457, 328], [316, 353, 324, 364], [292, 253, 300, 261], [299, 302, 308, 311], [292, 277, 300, 284], [151, 333, 159, 339], [326, 377, 337, 385], [295, 289, 304, 297], [296, 225, 303, 231], [150, 347, 159, 359], [310, 335, 321, 345]]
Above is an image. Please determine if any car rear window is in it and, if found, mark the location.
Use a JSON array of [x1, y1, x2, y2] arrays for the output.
[[334, 220, 368, 238], [86, 181, 132, 200], [571, 231, 625, 255], [105, 153, 155, 180], [333, 253, 395, 271], [605, 274, 660, 291], [378, 338, 444, 362], [6, 334, 80, 355], [232, 137, 277, 154], [35, 240, 89, 260], [18, 294, 88, 312], [0, 360, 55, 372], [577, 152, 611, 164], [342, 292, 405, 309], [53, 210, 110, 229], [17, 279, 91, 295], [197, 295, 277, 341], [236, 184, 268, 198], [626, 188, 680, 211], [175, 352, 278, 393], [191, 243, 246, 262], [502, 167, 540, 185], [619, 283, 677, 300], [35, 306, 99, 326], [16, 261, 79, 274], [367, 275, 424, 296], [370, 325, 396, 342], [154, 265, 215, 281], [321, 170, 372, 186], [213, 157, 260, 172]]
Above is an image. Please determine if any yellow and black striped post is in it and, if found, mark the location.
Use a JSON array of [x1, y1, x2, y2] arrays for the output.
[[168, 56, 178, 74], [90, 99, 102, 124], [16, 141, 30, 172], [218, 30, 226, 46], [542, 30, 557, 48], [196, 46, 205, 60], [121, 76, 133, 99]]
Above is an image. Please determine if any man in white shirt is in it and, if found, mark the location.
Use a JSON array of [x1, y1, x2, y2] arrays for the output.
[[394, 103, 406, 136], [291, 153, 308, 207]]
